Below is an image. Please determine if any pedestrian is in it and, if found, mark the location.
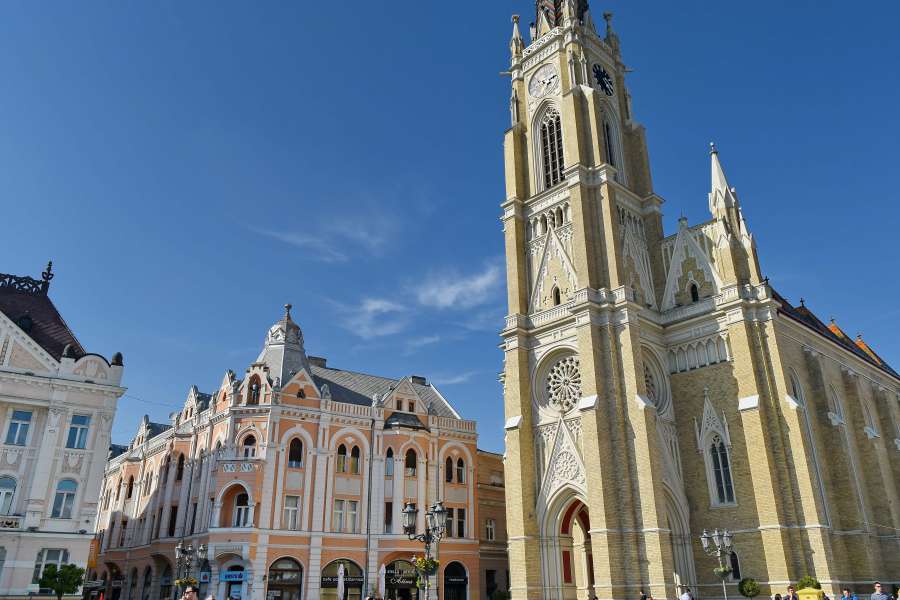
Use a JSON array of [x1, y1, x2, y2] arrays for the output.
[[786, 586, 799, 600], [640, 589, 648, 600], [842, 588, 859, 600], [774, 594, 782, 600], [872, 582, 891, 600], [680, 587, 692, 600], [180, 587, 198, 600]]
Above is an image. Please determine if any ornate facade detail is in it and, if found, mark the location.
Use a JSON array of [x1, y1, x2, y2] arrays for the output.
[[667, 334, 729, 374], [546, 356, 581, 413]]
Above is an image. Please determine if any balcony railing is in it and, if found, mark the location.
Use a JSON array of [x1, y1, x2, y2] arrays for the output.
[[0, 514, 23, 530]]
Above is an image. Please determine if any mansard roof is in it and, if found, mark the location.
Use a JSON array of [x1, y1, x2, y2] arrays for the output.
[[774, 289, 898, 379], [0, 264, 84, 361], [310, 364, 460, 418]]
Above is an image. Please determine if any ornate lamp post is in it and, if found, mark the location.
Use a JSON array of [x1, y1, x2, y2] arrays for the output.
[[402, 501, 447, 599], [174, 541, 207, 590], [699, 528, 734, 600]]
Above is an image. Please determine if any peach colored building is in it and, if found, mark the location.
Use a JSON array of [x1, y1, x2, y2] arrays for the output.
[[92, 306, 484, 600]]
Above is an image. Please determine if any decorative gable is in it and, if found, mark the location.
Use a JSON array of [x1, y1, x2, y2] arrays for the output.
[[693, 388, 730, 452], [529, 225, 578, 312], [661, 220, 724, 311], [538, 416, 586, 503]]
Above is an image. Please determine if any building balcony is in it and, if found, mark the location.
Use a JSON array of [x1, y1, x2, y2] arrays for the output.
[[0, 514, 23, 530]]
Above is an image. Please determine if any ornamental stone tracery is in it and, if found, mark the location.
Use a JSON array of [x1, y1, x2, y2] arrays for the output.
[[546, 356, 582, 413]]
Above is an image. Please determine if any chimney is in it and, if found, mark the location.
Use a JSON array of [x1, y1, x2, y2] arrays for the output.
[[411, 375, 427, 386]]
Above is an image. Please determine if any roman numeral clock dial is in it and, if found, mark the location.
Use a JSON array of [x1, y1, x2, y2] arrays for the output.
[[593, 63, 615, 96]]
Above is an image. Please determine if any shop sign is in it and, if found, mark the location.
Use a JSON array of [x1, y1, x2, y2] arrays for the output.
[[320, 575, 364, 588], [220, 572, 245, 582], [445, 575, 468, 584]]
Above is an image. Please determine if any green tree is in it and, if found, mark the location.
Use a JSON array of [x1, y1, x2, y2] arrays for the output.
[[739, 578, 761, 598], [796, 576, 822, 590], [39, 564, 86, 600]]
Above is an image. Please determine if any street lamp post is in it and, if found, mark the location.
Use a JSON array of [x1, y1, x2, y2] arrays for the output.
[[402, 501, 447, 600], [174, 541, 207, 591], [699, 528, 734, 600]]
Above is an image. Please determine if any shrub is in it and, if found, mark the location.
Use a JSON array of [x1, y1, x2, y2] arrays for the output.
[[739, 578, 761, 598], [796, 576, 822, 590]]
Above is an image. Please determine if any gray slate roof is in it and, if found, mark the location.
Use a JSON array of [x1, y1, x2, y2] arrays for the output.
[[310, 365, 460, 419]]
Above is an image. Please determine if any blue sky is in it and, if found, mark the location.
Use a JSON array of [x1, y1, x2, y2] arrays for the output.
[[2, 2, 898, 452]]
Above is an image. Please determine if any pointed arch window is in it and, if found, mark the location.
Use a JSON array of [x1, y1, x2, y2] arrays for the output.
[[456, 458, 465, 484], [729, 551, 741, 580], [540, 107, 565, 189], [385, 448, 395, 477], [603, 119, 617, 168], [350, 446, 361, 474], [233, 492, 250, 527], [126, 476, 134, 499], [445, 457, 454, 483], [689, 283, 700, 303], [288, 438, 303, 468], [552, 286, 561, 306], [176, 454, 185, 481], [709, 435, 735, 505], [336, 444, 348, 473], [405, 449, 417, 477]]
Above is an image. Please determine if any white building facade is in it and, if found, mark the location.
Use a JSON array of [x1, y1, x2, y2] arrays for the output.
[[0, 264, 125, 598]]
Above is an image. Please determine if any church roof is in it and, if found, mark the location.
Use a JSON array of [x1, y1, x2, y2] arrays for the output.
[[310, 364, 460, 418], [0, 264, 85, 361], [773, 289, 898, 378]]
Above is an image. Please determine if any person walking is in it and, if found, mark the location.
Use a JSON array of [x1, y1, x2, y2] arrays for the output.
[[842, 588, 859, 600], [774, 594, 782, 600], [680, 587, 693, 600], [871, 582, 891, 600], [640, 589, 648, 600], [785, 586, 800, 600]]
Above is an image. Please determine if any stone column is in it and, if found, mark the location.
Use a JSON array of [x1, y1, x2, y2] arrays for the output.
[[25, 405, 66, 527]]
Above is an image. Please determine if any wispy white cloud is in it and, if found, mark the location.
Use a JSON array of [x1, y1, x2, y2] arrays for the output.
[[403, 334, 442, 353], [249, 207, 397, 262], [415, 261, 503, 310], [431, 371, 479, 386], [338, 298, 409, 340]]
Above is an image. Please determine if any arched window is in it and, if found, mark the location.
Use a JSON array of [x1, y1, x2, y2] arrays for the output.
[[385, 448, 394, 477], [789, 372, 805, 406], [552, 286, 561, 306], [540, 107, 565, 189], [336, 444, 348, 473], [288, 439, 303, 468], [161, 455, 171, 483], [242, 435, 257, 458], [729, 551, 741, 580], [709, 435, 735, 505], [445, 457, 454, 483], [828, 386, 844, 422], [350, 446, 361, 474], [176, 454, 185, 481], [690, 283, 700, 303], [404, 449, 417, 477], [456, 458, 465, 484], [52, 480, 77, 518], [248, 376, 261, 405], [143, 471, 153, 497], [141, 566, 153, 600], [233, 492, 250, 527], [0, 476, 15, 515], [603, 119, 618, 168], [126, 476, 134, 499]]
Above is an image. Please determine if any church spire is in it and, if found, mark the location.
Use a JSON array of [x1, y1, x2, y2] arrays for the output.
[[535, 0, 589, 34], [510, 14, 524, 57], [708, 142, 741, 222]]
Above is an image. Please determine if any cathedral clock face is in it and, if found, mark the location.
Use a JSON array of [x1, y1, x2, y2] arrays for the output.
[[528, 63, 560, 98], [593, 63, 615, 96]]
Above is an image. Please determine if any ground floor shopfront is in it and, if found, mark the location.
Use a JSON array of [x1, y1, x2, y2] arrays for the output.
[[92, 533, 480, 600]]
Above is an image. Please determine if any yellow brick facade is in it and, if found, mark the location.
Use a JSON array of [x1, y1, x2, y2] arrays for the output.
[[499, 3, 899, 600]]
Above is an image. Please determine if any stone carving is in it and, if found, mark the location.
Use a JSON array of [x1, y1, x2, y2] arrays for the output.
[[62, 451, 84, 473], [546, 356, 581, 413], [320, 384, 331, 400]]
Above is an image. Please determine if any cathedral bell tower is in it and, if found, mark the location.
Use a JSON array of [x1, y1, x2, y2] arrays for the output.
[[500, 2, 686, 599]]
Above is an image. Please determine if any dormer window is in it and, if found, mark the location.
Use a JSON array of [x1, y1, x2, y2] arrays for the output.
[[690, 283, 700, 303], [408, 400, 415, 413], [396, 400, 403, 411], [248, 377, 261, 405]]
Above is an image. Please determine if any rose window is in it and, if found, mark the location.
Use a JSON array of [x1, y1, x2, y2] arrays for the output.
[[546, 356, 582, 412]]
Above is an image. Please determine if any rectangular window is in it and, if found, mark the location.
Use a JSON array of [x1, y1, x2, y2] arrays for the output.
[[51, 486, 76, 519], [384, 502, 393, 533], [154, 507, 163, 539], [408, 400, 415, 412], [32, 549, 70, 585], [333, 499, 344, 532], [396, 400, 402, 411], [385, 457, 394, 477], [456, 508, 465, 538], [189, 502, 198, 534], [65, 415, 90, 449], [6, 410, 32, 445], [167, 507, 177, 537], [284, 495, 300, 530], [347, 500, 358, 533], [445, 507, 454, 538], [486, 518, 496, 541]]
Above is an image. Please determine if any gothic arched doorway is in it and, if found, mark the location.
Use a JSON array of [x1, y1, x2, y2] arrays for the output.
[[663, 487, 697, 596], [541, 492, 594, 600]]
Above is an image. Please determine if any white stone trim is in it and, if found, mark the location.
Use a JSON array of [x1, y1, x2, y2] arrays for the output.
[[504, 416, 523, 431], [737, 395, 759, 411]]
